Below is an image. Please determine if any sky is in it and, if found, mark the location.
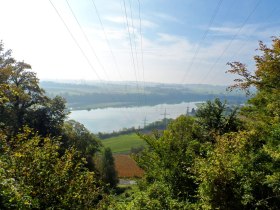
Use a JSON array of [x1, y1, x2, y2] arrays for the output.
[[0, 0, 279, 85]]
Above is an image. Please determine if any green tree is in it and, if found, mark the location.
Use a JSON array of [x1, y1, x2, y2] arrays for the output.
[[222, 36, 280, 209], [26, 96, 68, 136], [135, 116, 205, 202], [100, 148, 118, 189], [196, 98, 240, 138], [227, 37, 280, 126], [195, 131, 255, 209], [62, 120, 102, 171], [0, 61, 46, 132], [0, 42, 67, 137], [0, 127, 104, 209], [0, 41, 109, 209], [189, 36, 280, 210], [120, 182, 188, 210], [123, 37, 280, 209]]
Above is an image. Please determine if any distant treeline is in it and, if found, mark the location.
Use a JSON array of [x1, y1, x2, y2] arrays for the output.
[[65, 92, 246, 110], [41, 81, 248, 110], [98, 118, 173, 139]]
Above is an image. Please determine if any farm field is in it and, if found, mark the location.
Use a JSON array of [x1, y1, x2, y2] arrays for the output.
[[101, 133, 146, 154], [114, 154, 144, 178]]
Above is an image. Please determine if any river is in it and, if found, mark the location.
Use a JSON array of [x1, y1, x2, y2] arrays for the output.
[[69, 101, 201, 133]]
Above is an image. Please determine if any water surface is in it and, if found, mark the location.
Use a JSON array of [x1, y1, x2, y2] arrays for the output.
[[69, 102, 200, 133]]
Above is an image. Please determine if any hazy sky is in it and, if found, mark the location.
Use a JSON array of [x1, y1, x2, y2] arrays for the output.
[[0, 0, 279, 85]]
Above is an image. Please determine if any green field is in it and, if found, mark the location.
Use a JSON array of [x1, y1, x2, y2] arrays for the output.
[[101, 133, 146, 154]]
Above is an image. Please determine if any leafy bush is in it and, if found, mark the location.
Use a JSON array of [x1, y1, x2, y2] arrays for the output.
[[0, 127, 104, 209]]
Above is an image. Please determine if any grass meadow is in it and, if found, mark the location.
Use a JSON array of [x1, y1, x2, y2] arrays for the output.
[[101, 133, 146, 154]]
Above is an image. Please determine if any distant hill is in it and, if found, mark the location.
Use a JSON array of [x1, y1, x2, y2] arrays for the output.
[[40, 81, 248, 110]]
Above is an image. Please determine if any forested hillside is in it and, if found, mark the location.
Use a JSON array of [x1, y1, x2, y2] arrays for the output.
[[41, 81, 246, 110], [1, 37, 280, 209]]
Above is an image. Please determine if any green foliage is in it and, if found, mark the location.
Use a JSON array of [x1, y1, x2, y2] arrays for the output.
[[130, 145, 145, 154], [61, 120, 102, 171], [227, 37, 280, 125], [0, 127, 104, 209], [193, 37, 280, 209], [100, 148, 118, 189], [0, 42, 67, 137], [135, 115, 205, 201], [0, 84, 10, 105], [0, 42, 100, 169], [120, 182, 190, 210], [27, 95, 68, 136], [195, 131, 254, 209], [196, 98, 241, 137], [1, 41, 128, 210], [0, 42, 106, 209], [261, 124, 280, 207], [120, 37, 280, 209], [62, 120, 99, 154]]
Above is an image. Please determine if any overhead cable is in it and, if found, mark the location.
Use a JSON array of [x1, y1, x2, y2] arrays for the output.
[[181, 0, 224, 84], [200, 0, 262, 84], [48, 0, 102, 80], [65, 0, 111, 80], [122, 0, 141, 103], [90, 0, 124, 80]]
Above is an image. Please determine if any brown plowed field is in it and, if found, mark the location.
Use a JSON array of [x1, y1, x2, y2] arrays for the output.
[[114, 154, 144, 178]]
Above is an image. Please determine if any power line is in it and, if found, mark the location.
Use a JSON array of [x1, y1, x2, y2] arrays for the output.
[[128, 0, 146, 109], [227, 5, 280, 63], [48, 0, 102, 81], [65, 0, 110, 80], [87, 0, 143, 115], [89, 0, 142, 115], [49, 0, 133, 122], [121, 0, 143, 112], [161, 108, 170, 128], [122, 0, 140, 93], [137, 0, 147, 108], [128, 0, 140, 80], [90, 0, 146, 123], [90, 0, 124, 80], [137, 0, 145, 86], [181, 0, 224, 84], [186, 105, 190, 116], [143, 116, 148, 128], [200, 0, 262, 84]]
